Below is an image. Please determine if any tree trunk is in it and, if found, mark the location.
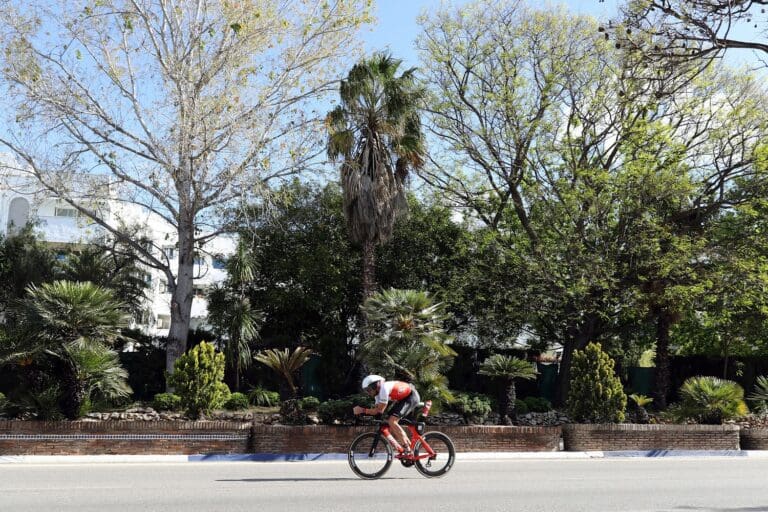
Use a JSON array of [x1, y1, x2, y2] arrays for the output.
[[654, 311, 673, 409], [555, 318, 595, 406], [166, 218, 195, 389], [501, 379, 517, 425], [361, 239, 377, 301], [60, 362, 86, 420]]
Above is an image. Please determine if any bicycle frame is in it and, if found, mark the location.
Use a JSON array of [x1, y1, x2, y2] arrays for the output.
[[375, 419, 436, 461]]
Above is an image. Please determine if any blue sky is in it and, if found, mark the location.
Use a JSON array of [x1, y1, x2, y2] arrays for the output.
[[364, 1, 622, 66]]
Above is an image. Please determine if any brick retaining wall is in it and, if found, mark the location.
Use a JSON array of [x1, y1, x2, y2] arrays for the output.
[[562, 424, 740, 451], [0, 421, 252, 455], [0, 421, 561, 455], [739, 428, 768, 450], [250, 425, 561, 453]]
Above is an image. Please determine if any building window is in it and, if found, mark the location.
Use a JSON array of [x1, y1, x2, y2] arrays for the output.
[[162, 246, 176, 259], [157, 315, 171, 329], [159, 280, 171, 293], [54, 207, 78, 218], [7, 197, 30, 234], [212, 255, 227, 270], [194, 257, 205, 266], [193, 286, 206, 298], [143, 273, 153, 285]]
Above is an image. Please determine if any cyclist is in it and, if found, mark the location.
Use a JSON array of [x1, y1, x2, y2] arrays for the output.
[[353, 374, 420, 457]]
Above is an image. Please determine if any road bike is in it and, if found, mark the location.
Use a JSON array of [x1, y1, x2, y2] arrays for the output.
[[348, 401, 455, 479]]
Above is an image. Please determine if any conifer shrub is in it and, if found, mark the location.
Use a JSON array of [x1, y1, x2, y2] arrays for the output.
[[152, 393, 182, 412], [567, 342, 627, 423], [167, 341, 230, 418]]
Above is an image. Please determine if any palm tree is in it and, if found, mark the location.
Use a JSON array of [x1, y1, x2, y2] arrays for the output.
[[56, 245, 148, 316], [326, 52, 426, 301], [254, 347, 313, 399], [360, 289, 456, 404], [479, 354, 537, 425], [207, 240, 262, 391], [0, 280, 130, 419]]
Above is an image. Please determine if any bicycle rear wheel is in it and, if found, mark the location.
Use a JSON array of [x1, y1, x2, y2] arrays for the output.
[[348, 432, 393, 479], [413, 431, 455, 478]]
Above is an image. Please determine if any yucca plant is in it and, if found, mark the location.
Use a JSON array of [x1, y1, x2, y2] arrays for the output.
[[747, 375, 768, 414], [254, 347, 313, 399], [667, 376, 748, 425], [479, 354, 537, 424], [628, 394, 654, 424]]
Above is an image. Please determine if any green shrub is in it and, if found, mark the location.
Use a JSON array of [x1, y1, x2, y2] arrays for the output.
[[567, 342, 627, 423], [514, 399, 528, 415], [318, 395, 372, 425], [666, 376, 748, 425], [523, 396, 552, 413], [152, 393, 182, 411], [747, 375, 768, 414], [223, 392, 249, 411], [449, 392, 493, 424], [247, 387, 280, 407], [299, 396, 321, 411], [167, 341, 231, 418]]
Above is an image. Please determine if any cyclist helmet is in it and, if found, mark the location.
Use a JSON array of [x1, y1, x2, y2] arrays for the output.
[[362, 374, 384, 391]]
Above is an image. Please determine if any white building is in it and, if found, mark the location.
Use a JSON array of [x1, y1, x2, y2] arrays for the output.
[[0, 161, 234, 337]]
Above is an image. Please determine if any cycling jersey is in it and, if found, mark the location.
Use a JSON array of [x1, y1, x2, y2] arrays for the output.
[[375, 380, 412, 404]]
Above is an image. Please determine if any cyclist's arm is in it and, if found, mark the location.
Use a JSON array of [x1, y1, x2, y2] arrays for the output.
[[354, 402, 387, 415]]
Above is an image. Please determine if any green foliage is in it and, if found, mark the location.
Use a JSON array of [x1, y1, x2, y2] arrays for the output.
[[361, 289, 456, 404], [568, 343, 627, 423], [152, 393, 182, 412], [254, 347, 313, 398], [666, 376, 748, 425], [167, 342, 231, 418], [637, 350, 656, 368], [317, 395, 372, 425], [223, 392, 249, 411], [247, 387, 280, 407], [448, 392, 493, 424], [0, 227, 56, 319], [523, 396, 552, 413], [629, 394, 654, 408], [299, 396, 321, 411], [747, 376, 768, 414], [0, 280, 131, 419], [479, 354, 537, 422], [514, 399, 529, 415]]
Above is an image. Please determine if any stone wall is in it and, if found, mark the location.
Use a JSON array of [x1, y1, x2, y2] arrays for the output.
[[562, 424, 740, 451], [739, 428, 768, 450]]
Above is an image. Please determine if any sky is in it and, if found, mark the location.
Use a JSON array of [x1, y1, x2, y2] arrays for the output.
[[364, 0, 622, 66], [364, 0, 762, 70]]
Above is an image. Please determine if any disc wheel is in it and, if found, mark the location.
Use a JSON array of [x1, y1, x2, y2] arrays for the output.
[[413, 432, 455, 478], [348, 432, 393, 479]]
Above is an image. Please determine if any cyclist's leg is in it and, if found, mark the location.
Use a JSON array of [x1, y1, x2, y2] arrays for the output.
[[387, 401, 412, 452]]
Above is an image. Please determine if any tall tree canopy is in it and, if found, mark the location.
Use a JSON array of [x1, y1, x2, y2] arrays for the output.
[[0, 0, 372, 379]]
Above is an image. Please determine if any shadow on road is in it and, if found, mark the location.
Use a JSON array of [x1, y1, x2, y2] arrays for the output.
[[217, 477, 410, 482]]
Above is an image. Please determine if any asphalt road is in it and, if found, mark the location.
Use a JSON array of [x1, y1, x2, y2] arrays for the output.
[[2, 457, 768, 512]]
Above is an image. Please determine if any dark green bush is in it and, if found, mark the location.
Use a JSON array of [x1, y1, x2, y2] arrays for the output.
[[152, 393, 182, 411], [449, 392, 493, 424], [523, 396, 552, 413], [514, 399, 528, 415], [318, 395, 371, 425], [223, 392, 249, 411], [247, 387, 280, 407], [299, 396, 321, 411]]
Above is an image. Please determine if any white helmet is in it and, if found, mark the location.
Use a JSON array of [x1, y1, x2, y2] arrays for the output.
[[362, 374, 384, 391]]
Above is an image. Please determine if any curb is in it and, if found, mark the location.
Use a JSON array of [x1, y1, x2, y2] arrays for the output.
[[3, 450, 768, 464]]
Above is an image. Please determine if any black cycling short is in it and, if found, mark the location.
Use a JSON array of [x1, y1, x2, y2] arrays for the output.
[[387, 384, 421, 419]]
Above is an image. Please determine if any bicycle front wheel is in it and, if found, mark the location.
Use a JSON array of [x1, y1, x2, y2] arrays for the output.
[[413, 431, 455, 478], [348, 432, 393, 479]]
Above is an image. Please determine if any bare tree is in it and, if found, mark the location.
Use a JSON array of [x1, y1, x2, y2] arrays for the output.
[[0, 0, 372, 381]]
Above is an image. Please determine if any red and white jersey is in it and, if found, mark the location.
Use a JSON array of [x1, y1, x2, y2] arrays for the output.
[[375, 380, 412, 405]]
